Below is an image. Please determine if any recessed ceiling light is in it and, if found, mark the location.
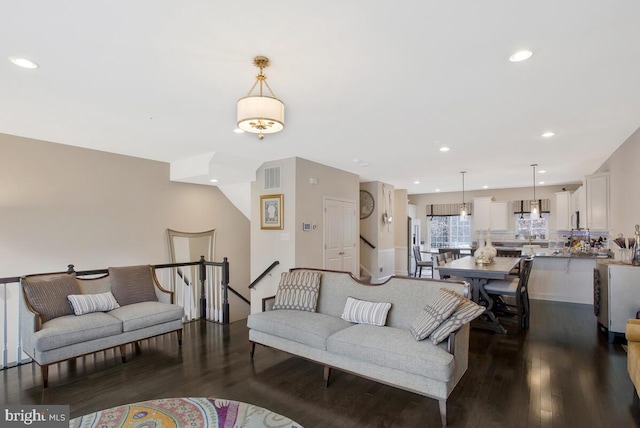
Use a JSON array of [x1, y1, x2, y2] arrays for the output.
[[541, 131, 555, 138], [413, 181, 420, 185], [509, 50, 533, 62], [539, 170, 547, 174], [209, 178, 218, 183], [9, 57, 38, 69], [483, 185, 489, 189], [435, 189, 441, 192], [439, 147, 450, 152], [360, 162, 370, 167], [539, 181, 545, 185], [352, 158, 360, 163], [233, 128, 245, 134]]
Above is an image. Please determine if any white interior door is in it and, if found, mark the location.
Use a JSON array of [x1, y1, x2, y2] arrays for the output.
[[324, 198, 357, 275]]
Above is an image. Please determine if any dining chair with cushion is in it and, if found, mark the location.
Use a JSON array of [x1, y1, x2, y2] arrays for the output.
[[434, 253, 451, 279], [483, 257, 534, 334], [439, 248, 462, 260], [412, 245, 433, 278], [497, 248, 523, 276]]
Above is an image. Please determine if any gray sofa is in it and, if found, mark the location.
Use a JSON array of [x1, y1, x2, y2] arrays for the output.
[[247, 268, 475, 427], [19, 265, 184, 387]]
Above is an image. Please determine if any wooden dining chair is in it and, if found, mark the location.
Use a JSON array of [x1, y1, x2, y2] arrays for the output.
[[434, 253, 451, 279], [439, 248, 461, 260], [412, 245, 433, 278], [497, 248, 522, 276], [483, 257, 533, 334]]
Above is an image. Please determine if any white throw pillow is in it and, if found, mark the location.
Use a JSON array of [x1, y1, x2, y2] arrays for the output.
[[341, 297, 392, 326], [67, 291, 120, 315]]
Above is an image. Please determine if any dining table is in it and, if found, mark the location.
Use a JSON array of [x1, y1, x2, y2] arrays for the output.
[[435, 255, 521, 334]]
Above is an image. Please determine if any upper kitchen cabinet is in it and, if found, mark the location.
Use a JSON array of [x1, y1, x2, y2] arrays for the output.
[[473, 197, 509, 231], [585, 172, 610, 230], [555, 191, 572, 230], [490, 201, 510, 231], [571, 186, 586, 229], [473, 197, 492, 231]]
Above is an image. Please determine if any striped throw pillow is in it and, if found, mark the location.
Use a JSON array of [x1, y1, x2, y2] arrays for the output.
[[429, 292, 486, 344], [67, 292, 120, 315], [341, 297, 392, 326], [272, 271, 322, 312], [410, 288, 462, 340]]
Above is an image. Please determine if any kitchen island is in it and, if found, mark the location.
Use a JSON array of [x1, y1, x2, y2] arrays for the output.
[[528, 253, 611, 304]]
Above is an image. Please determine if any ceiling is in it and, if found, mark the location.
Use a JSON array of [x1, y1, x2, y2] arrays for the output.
[[2, 1, 640, 195]]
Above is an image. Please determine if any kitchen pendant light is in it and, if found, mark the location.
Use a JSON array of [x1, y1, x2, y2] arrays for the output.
[[460, 171, 468, 221], [530, 164, 540, 220], [237, 56, 285, 140]]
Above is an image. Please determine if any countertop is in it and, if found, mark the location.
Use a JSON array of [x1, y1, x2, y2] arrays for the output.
[[531, 252, 612, 259]]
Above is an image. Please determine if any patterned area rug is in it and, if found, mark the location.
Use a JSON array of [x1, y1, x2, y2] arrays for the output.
[[69, 397, 302, 428]]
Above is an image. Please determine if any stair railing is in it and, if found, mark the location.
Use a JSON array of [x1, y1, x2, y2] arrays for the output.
[[249, 261, 280, 289]]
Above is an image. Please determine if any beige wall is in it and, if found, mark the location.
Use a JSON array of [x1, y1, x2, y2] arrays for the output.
[[595, 126, 640, 238], [408, 183, 582, 244], [0, 133, 250, 320], [294, 158, 359, 269], [250, 157, 359, 313], [359, 181, 396, 281]]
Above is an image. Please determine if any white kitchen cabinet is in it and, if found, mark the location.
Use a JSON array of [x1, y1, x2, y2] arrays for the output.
[[555, 191, 572, 230], [585, 172, 610, 230], [595, 261, 640, 342], [570, 186, 586, 229], [472, 196, 492, 231], [490, 201, 509, 231]]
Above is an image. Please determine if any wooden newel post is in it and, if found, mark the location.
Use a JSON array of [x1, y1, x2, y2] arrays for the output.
[[199, 255, 206, 320], [222, 257, 230, 325]]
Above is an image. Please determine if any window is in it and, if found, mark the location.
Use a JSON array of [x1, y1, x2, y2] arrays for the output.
[[516, 213, 548, 240], [429, 216, 471, 249]]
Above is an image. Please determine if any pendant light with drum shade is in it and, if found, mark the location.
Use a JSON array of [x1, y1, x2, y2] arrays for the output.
[[237, 56, 285, 140], [460, 171, 468, 221], [530, 164, 540, 220]]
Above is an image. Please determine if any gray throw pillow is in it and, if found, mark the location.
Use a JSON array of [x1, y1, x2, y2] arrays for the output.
[[341, 297, 392, 326], [21, 274, 80, 323], [272, 270, 322, 312], [429, 291, 486, 344], [67, 291, 120, 315], [410, 288, 462, 340], [108, 265, 158, 306]]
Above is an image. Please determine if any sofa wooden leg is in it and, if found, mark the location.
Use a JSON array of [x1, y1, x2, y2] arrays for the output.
[[250, 342, 256, 359], [41, 365, 49, 388], [176, 329, 183, 346], [120, 344, 127, 363], [439, 399, 447, 427], [323, 366, 331, 387]]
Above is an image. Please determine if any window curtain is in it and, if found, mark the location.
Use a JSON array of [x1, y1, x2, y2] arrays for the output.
[[513, 199, 551, 214], [427, 203, 473, 217]]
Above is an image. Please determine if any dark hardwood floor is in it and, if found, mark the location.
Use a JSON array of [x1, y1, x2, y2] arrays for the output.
[[2, 300, 638, 427]]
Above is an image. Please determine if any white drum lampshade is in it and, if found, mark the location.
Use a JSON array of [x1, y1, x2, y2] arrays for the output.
[[237, 95, 284, 134]]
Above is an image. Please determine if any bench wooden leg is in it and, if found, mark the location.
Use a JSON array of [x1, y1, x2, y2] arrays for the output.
[[41, 365, 49, 388], [120, 344, 127, 363], [250, 342, 256, 359], [439, 399, 447, 427], [176, 329, 183, 346], [323, 366, 332, 387]]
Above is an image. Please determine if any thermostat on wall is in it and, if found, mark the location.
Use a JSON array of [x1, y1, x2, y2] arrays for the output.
[[302, 223, 311, 231]]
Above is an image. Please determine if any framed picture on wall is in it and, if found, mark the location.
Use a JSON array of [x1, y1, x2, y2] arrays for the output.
[[260, 194, 284, 230]]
